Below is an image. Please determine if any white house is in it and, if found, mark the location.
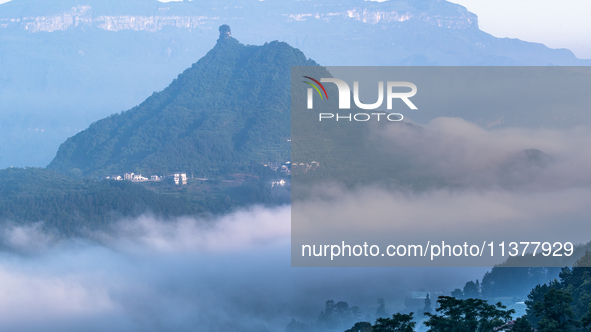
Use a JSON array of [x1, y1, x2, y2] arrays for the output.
[[272, 179, 286, 187], [132, 174, 148, 182]]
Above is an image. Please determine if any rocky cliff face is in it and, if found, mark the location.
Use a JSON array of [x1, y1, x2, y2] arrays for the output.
[[0, 5, 214, 32], [0, 0, 477, 33], [285, 6, 476, 29]]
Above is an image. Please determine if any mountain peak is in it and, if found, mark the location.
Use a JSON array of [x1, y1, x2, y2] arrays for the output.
[[48, 28, 319, 178], [218, 24, 232, 41]]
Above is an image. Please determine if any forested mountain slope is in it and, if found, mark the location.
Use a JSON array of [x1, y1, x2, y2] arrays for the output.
[[48, 26, 315, 178]]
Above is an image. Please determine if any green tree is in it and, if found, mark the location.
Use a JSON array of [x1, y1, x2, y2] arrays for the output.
[[373, 313, 416, 332], [533, 288, 578, 332], [574, 251, 591, 268], [480, 267, 560, 299], [463, 281, 480, 299], [318, 300, 361, 331], [423, 296, 515, 332], [345, 322, 373, 332], [581, 303, 591, 330], [451, 288, 464, 299], [525, 282, 557, 328], [560, 253, 591, 330], [511, 317, 533, 332]]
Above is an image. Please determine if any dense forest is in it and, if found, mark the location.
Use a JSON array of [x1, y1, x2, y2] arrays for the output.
[[0, 167, 289, 235], [0, 167, 199, 235]]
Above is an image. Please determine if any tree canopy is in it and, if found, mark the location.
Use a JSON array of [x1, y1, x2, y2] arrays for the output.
[[423, 296, 515, 332]]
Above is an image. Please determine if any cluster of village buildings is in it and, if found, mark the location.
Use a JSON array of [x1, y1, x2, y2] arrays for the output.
[[265, 160, 320, 175], [106, 172, 188, 185], [264, 161, 292, 187], [264, 160, 319, 187], [290, 161, 319, 173], [264, 161, 291, 175], [271, 179, 286, 187], [104, 160, 313, 188]]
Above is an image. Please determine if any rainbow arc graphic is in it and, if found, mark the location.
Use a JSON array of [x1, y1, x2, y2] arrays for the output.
[[302, 76, 328, 100]]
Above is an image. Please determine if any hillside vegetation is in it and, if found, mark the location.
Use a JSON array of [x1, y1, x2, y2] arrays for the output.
[[48, 29, 316, 178]]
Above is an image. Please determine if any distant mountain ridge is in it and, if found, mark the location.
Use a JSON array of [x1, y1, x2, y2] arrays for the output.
[[0, 0, 161, 17], [1, 0, 585, 66], [47, 26, 314, 177], [1, 0, 589, 169], [0, 0, 478, 32]]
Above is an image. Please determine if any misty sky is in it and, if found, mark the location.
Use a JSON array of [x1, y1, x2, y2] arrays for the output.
[[367, 0, 591, 59], [448, 0, 591, 59], [363, 0, 591, 59]]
